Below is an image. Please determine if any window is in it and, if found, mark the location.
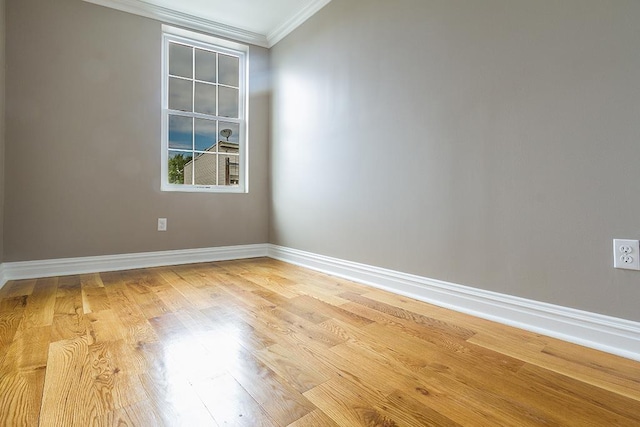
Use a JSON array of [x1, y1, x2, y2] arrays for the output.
[[161, 26, 248, 193]]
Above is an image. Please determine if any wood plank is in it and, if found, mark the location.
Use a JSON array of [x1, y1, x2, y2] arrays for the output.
[[39, 336, 103, 426], [0, 279, 36, 299], [340, 300, 479, 354], [156, 267, 218, 310], [0, 295, 28, 314], [81, 273, 111, 314], [102, 399, 164, 427], [257, 260, 370, 296], [469, 332, 640, 400], [55, 275, 82, 299], [236, 271, 300, 299], [135, 341, 216, 426], [287, 409, 340, 427], [516, 363, 640, 424], [101, 272, 159, 346], [214, 280, 345, 349], [0, 330, 49, 426], [192, 373, 276, 426], [86, 309, 128, 342], [1, 326, 51, 371], [121, 278, 171, 320], [148, 312, 229, 383], [254, 343, 332, 393], [39, 336, 148, 426], [303, 379, 401, 426], [288, 294, 374, 327], [226, 345, 316, 425], [340, 291, 476, 340], [200, 305, 277, 351], [329, 321, 571, 425], [310, 323, 545, 425], [52, 276, 86, 343], [51, 301, 89, 342], [0, 311, 24, 355], [0, 367, 46, 427], [541, 341, 640, 396], [377, 390, 463, 427], [19, 277, 58, 330]]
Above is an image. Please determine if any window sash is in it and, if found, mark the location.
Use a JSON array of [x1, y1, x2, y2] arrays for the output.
[[161, 28, 248, 193]]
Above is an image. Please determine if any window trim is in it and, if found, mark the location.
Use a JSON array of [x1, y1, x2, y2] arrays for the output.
[[161, 25, 249, 193]]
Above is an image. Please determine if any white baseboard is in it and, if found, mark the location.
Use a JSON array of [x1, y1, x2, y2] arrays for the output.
[[0, 244, 269, 285], [268, 245, 640, 362]]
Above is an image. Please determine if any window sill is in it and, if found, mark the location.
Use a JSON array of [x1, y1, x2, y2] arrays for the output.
[[161, 184, 247, 194]]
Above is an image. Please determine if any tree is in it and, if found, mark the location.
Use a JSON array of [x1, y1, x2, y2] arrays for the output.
[[168, 153, 192, 184]]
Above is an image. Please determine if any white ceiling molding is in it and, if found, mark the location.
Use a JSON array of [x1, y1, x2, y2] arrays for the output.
[[266, 0, 332, 47], [82, 0, 269, 47], [83, 0, 333, 48]]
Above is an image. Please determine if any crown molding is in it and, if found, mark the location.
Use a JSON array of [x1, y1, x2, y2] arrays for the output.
[[83, 0, 333, 48], [82, 0, 269, 47], [267, 0, 332, 47]]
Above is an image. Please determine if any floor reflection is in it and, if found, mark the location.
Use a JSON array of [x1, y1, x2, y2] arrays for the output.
[[157, 317, 253, 424]]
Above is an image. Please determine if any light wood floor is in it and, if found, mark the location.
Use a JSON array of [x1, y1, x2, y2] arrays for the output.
[[0, 258, 639, 426]]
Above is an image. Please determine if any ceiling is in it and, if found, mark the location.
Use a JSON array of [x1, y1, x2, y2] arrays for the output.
[[83, 0, 332, 47]]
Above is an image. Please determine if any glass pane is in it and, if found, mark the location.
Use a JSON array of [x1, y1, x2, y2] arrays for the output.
[[218, 86, 239, 118], [169, 77, 192, 112], [195, 118, 217, 152], [168, 151, 193, 185], [193, 153, 217, 186], [194, 82, 216, 116], [219, 54, 239, 87], [220, 154, 240, 186], [195, 49, 216, 83], [218, 121, 240, 145], [169, 43, 192, 78], [168, 115, 193, 150]]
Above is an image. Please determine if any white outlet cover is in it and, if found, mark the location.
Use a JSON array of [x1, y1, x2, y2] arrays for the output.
[[613, 239, 640, 270], [158, 218, 167, 232]]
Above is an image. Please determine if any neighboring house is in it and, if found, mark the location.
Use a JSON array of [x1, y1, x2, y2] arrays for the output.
[[183, 141, 240, 186]]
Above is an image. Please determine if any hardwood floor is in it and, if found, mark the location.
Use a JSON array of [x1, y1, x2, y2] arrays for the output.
[[0, 258, 639, 426]]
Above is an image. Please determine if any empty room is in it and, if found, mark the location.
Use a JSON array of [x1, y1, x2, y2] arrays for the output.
[[1, 0, 639, 425]]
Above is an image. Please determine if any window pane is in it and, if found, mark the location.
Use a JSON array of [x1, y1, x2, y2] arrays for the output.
[[195, 49, 216, 83], [193, 153, 217, 185], [218, 86, 239, 118], [168, 115, 193, 150], [219, 54, 239, 87], [218, 121, 239, 144], [169, 77, 192, 112], [168, 151, 193, 185], [194, 82, 216, 116], [220, 154, 240, 186], [195, 118, 217, 152], [169, 43, 192, 78]]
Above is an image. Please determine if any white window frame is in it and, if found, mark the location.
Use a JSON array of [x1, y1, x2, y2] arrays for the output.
[[161, 25, 249, 193]]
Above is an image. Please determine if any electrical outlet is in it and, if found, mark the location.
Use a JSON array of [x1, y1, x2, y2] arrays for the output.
[[158, 218, 167, 232], [613, 239, 640, 270]]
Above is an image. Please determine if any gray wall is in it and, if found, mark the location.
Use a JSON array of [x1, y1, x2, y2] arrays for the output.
[[0, 0, 4, 262], [270, 0, 640, 321], [4, 0, 270, 261]]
